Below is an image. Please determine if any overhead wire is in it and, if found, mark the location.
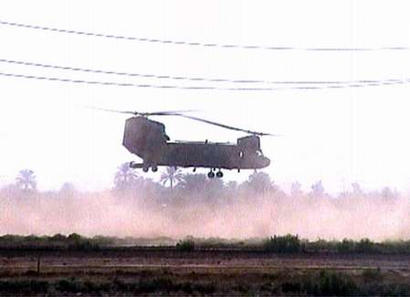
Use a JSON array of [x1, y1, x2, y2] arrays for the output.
[[0, 71, 408, 91], [1, 20, 408, 90], [1, 20, 409, 52], [0, 58, 401, 86]]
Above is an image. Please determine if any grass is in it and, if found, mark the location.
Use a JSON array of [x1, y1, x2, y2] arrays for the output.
[[0, 269, 408, 296], [0, 277, 216, 295]]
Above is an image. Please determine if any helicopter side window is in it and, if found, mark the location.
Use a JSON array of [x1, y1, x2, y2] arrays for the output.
[[239, 151, 244, 159]]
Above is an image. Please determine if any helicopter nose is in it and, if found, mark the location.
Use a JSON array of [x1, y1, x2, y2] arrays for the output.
[[261, 156, 270, 168]]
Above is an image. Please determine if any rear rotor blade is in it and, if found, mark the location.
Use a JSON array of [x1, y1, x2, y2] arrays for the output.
[[145, 110, 197, 116], [169, 113, 277, 136]]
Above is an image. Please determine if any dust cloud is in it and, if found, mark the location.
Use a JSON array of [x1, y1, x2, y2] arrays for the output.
[[1, 185, 409, 241]]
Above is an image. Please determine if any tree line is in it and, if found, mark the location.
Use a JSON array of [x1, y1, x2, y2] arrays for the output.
[[3, 163, 400, 202]]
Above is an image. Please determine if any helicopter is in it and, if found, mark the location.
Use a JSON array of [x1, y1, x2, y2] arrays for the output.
[[100, 109, 274, 178]]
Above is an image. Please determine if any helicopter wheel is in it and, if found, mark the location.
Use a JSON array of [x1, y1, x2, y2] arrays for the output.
[[216, 171, 223, 178], [142, 167, 149, 173], [152, 166, 158, 172], [208, 171, 215, 179]]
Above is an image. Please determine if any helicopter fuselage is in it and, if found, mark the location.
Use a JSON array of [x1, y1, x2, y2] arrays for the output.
[[123, 116, 270, 172]]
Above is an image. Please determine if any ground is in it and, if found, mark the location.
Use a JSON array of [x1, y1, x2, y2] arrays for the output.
[[0, 248, 409, 296]]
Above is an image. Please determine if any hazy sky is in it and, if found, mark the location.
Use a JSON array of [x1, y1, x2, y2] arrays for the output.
[[0, 0, 410, 193]]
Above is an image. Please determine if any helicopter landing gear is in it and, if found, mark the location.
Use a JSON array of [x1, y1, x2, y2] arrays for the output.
[[142, 166, 149, 173], [208, 170, 223, 178], [151, 166, 158, 172]]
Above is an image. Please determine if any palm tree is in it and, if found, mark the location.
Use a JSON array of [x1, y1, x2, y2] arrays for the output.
[[16, 169, 37, 191], [290, 181, 302, 197], [310, 180, 324, 197], [60, 182, 76, 197], [114, 162, 139, 191], [178, 173, 208, 193], [160, 167, 183, 190], [247, 171, 273, 194]]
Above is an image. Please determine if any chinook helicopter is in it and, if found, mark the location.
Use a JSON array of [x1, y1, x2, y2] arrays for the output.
[[101, 109, 274, 178]]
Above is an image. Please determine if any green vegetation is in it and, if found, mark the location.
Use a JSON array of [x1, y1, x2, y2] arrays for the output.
[[0, 280, 49, 293], [0, 233, 107, 250], [279, 270, 359, 296], [0, 270, 408, 296], [0, 234, 176, 250], [264, 234, 302, 253], [177, 234, 410, 255], [306, 237, 410, 254], [176, 237, 195, 251], [0, 278, 216, 295], [1, 233, 410, 254]]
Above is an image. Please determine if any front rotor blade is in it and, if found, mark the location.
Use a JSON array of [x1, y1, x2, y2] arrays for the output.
[[86, 106, 276, 136], [85, 106, 137, 115], [86, 106, 196, 116]]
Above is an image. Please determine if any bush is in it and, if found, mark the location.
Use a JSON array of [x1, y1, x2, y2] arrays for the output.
[[176, 238, 195, 251], [0, 280, 49, 293], [315, 270, 358, 296], [136, 277, 177, 293], [361, 268, 383, 282], [264, 234, 301, 253], [55, 279, 83, 292], [281, 270, 358, 296], [337, 238, 356, 253], [193, 282, 216, 294], [356, 238, 377, 253]]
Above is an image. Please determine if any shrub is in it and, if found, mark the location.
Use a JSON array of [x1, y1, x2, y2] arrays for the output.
[[0, 280, 49, 293], [55, 279, 83, 292], [361, 268, 383, 282], [264, 234, 301, 253], [356, 238, 377, 253], [137, 277, 174, 293], [176, 238, 195, 251], [194, 282, 216, 294], [180, 281, 193, 294], [297, 270, 358, 296], [336, 239, 356, 253], [317, 270, 358, 296], [50, 233, 66, 241]]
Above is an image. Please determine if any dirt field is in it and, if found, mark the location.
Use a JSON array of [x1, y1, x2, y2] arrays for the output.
[[0, 248, 409, 296]]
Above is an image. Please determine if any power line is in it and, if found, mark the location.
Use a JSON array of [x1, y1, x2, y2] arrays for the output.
[[0, 71, 408, 91], [0, 58, 400, 86], [1, 20, 409, 52]]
